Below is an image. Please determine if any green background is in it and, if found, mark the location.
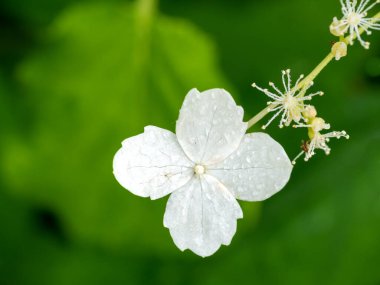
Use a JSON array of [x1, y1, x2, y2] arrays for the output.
[[1, 0, 380, 284]]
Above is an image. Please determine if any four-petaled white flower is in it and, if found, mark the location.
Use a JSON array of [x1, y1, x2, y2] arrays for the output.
[[113, 88, 292, 257], [252, 69, 323, 129], [293, 118, 350, 163], [330, 0, 380, 49]]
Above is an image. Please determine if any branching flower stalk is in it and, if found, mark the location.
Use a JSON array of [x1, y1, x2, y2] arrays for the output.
[[248, 5, 380, 163], [248, 13, 380, 129], [247, 52, 335, 129], [249, 10, 380, 128]]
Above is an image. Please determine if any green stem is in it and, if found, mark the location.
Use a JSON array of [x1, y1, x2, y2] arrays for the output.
[[296, 53, 335, 91], [247, 11, 380, 130], [246, 103, 277, 129]]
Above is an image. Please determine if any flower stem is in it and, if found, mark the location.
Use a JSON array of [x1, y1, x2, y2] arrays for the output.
[[247, 11, 380, 130], [247, 103, 277, 129], [297, 53, 335, 91]]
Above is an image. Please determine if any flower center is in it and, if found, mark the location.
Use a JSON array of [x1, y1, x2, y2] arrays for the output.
[[194, 164, 206, 175], [284, 93, 297, 109], [347, 12, 362, 25]]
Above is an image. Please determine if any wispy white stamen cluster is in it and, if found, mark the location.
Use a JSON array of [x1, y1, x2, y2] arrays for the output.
[[252, 69, 323, 129], [292, 115, 350, 164], [330, 0, 380, 48]]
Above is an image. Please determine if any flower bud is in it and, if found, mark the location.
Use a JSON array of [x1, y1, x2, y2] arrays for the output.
[[332, 42, 347, 60], [329, 17, 346, 37], [303, 105, 317, 120], [311, 117, 330, 132]]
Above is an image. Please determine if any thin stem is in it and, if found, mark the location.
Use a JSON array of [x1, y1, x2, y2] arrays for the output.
[[296, 53, 335, 91], [247, 103, 278, 128], [247, 10, 380, 130]]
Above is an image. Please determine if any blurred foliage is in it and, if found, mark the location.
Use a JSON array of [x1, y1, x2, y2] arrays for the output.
[[0, 0, 380, 284], [2, 0, 231, 255]]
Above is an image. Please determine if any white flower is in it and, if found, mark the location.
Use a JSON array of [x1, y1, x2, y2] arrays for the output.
[[252, 69, 323, 129], [330, 0, 380, 49], [292, 118, 350, 163], [113, 88, 292, 257]]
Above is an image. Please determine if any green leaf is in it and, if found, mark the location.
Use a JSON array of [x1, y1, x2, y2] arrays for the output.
[[2, 0, 234, 254]]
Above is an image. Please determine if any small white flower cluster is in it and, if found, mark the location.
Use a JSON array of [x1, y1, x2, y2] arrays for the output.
[[252, 69, 323, 129], [252, 70, 349, 163], [292, 107, 349, 164], [330, 0, 380, 49]]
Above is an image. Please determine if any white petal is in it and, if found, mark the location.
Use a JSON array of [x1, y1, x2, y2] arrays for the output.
[[176, 88, 247, 165], [113, 126, 194, 200], [207, 133, 292, 201], [164, 175, 243, 257]]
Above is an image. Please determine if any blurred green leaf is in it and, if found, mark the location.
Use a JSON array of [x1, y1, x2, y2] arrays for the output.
[[1, 0, 232, 255], [0, 0, 121, 27]]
